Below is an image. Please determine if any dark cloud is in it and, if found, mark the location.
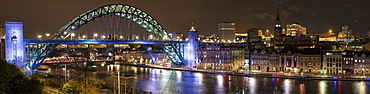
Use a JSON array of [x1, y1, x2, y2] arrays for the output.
[[256, 13, 273, 19], [310, 13, 318, 16], [289, 5, 299, 11]]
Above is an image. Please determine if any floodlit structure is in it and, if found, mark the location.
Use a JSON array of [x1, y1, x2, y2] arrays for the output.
[[5, 22, 25, 69], [286, 23, 306, 36]]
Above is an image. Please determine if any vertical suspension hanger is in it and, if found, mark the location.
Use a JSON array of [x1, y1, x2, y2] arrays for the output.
[[119, 15, 123, 39], [92, 16, 95, 39], [85, 20, 88, 39], [132, 19, 135, 39], [99, 15, 102, 39], [105, 15, 108, 38], [126, 17, 129, 40]]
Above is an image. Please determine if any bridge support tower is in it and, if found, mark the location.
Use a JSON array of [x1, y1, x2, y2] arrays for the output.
[[184, 25, 199, 67]]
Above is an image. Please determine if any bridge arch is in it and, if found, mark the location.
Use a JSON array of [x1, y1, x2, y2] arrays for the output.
[[50, 4, 170, 41], [26, 4, 185, 72]]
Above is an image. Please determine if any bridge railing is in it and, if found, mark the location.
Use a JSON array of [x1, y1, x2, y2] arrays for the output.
[[24, 39, 189, 44]]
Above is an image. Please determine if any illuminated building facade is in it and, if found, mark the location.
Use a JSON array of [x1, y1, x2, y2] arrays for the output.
[[218, 22, 236, 42], [353, 52, 370, 74], [322, 51, 343, 74], [249, 50, 270, 72], [279, 50, 299, 72], [342, 53, 354, 74], [5, 22, 25, 68], [286, 23, 306, 36], [299, 48, 322, 73], [197, 44, 244, 70], [268, 52, 279, 72]]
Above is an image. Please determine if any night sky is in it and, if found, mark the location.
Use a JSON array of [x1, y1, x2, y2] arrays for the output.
[[1, 0, 370, 39]]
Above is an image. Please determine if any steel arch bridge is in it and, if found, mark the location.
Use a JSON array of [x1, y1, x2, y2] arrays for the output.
[[26, 4, 187, 72]]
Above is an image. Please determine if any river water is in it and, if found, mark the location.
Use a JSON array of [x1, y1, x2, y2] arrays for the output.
[[90, 64, 370, 94], [44, 63, 370, 94]]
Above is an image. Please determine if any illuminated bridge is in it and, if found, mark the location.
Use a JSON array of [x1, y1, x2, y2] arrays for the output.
[[25, 39, 188, 44], [5, 4, 198, 74]]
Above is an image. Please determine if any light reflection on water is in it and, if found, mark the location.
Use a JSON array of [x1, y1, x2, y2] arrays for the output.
[[319, 81, 327, 94], [97, 64, 370, 94]]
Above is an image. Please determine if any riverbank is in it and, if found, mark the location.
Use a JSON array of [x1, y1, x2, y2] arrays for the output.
[[119, 63, 370, 81]]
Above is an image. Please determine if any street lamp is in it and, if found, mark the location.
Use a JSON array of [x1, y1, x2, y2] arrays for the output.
[[45, 33, 50, 39], [82, 35, 86, 39], [102, 35, 106, 39], [149, 34, 153, 40], [94, 33, 98, 39], [71, 33, 75, 39], [37, 35, 42, 39]]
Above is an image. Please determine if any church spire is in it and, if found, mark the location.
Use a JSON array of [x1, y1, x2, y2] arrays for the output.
[[275, 8, 281, 28]]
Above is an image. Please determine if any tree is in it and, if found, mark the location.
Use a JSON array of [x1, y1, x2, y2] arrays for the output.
[[0, 58, 43, 94], [62, 62, 105, 93], [62, 80, 79, 93]]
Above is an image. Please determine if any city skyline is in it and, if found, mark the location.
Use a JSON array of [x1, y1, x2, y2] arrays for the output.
[[1, 0, 370, 39]]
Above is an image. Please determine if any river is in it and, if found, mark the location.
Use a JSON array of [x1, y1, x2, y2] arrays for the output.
[[90, 64, 370, 94]]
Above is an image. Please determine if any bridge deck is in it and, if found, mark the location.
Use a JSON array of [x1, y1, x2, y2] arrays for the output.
[[25, 39, 189, 44]]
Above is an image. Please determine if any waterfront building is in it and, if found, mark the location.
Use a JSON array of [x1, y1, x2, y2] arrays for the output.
[[322, 51, 343, 74], [342, 51, 355, 74], [249, 49, 269, 72], [299, 48, 322, 73], [353, 52, 370, 74], [142, 52, 170, 66], [122, 50, 145, 64], [218, 22, 236, 42], [268, 51, 279, 72], [278, 48, 300, 72], [197, 43, 244, 70]]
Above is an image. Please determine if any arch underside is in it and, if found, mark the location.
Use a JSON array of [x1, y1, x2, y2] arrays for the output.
[[26, 4, 185, 71]]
